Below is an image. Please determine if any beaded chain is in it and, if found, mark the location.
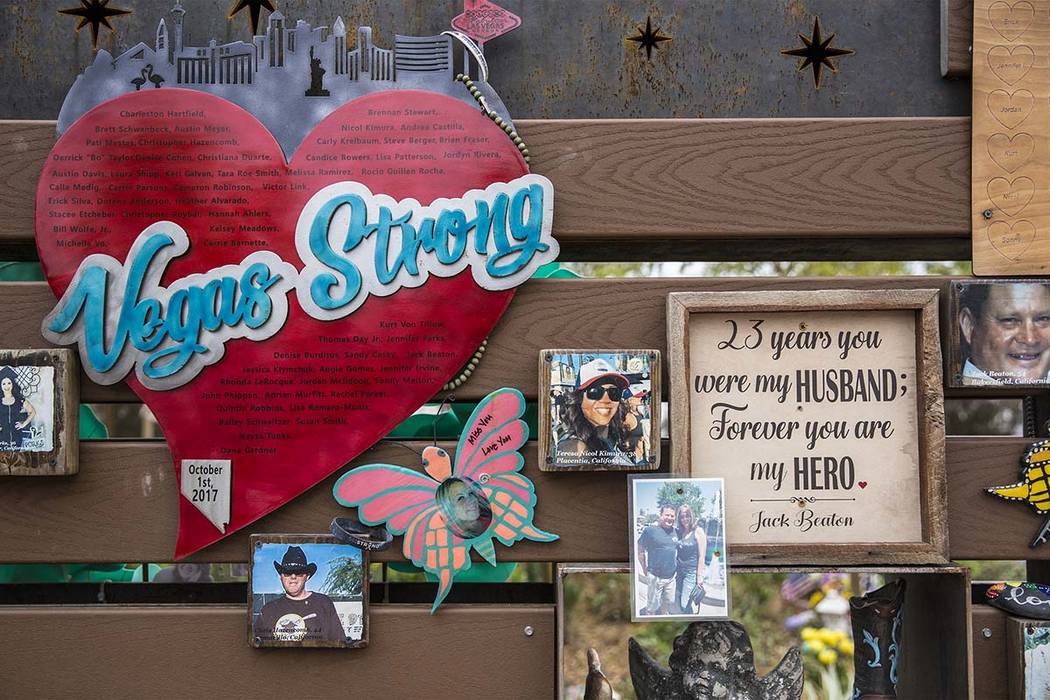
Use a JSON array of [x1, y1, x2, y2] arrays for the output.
[[440, 75, 532, 391]]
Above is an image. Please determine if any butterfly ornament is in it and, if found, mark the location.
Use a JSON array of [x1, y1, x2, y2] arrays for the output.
[[334, 388, 558, 611]]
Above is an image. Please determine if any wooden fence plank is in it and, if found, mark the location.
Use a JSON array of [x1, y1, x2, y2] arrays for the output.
[[0, 436, 1039, 563], [0, 604, 554, 699], [1, 118, 971, 260], [2, 277, 1025, 405], [942, 0, 974, 78], [972, 605, 1009, 700]]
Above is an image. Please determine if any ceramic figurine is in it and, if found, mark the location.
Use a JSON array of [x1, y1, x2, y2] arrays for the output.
[[849, 579, 906, 700], [987, 581, 1050, 620], [583, 648, 613, 700], [815, 587, 851, 635], [628, 621, 803, 700]]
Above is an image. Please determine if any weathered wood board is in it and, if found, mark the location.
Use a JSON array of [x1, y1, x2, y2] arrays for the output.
[[976, 605, 1012, 700], [942, 0, 975, 78], [0, 604, 554, 699], [0, 277, 1032, 406], [972, 0, 1050, 274], [0, 119, 973, 262], [0, 436, 1038, 564]]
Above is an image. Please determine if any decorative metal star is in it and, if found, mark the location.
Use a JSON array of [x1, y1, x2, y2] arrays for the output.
[[626, 16, 672, 61], [58, 0, 132, 49], [781, 17, 854, 89], [228, 0, 277, 36], [987, 439, 1050, 548]]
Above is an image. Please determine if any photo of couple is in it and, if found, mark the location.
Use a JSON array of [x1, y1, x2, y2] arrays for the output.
[[953, 281, 1050, 387], [541, 350, 659, 471], [630, 477, 729, 620]]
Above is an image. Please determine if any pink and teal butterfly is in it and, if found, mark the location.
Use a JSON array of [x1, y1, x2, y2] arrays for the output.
[[333, 387, 558, 612]]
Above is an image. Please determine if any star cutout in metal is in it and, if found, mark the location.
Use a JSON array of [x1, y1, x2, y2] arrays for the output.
[[781, 17, 854, 89], [58, 0, 132, 49], [626, 16, 672, 61], [228, 0, 277, 36]]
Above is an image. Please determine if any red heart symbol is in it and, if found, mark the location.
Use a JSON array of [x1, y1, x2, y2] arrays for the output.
[[858, 481, 868, 489], [36, 89, 528, 557]]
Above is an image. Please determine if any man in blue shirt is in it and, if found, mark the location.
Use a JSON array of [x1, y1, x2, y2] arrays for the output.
[[637, 504, 678, 615]]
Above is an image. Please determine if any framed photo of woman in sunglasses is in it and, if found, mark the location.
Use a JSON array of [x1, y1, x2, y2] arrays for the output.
[[539, 349, 661, 471]]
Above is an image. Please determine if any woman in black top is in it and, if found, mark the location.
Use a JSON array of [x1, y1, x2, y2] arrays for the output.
[[0, 368, 34, 450], [675, 503, 707, 614]]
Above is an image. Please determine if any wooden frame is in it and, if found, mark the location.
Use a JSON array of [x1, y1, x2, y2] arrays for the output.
[[556, 563, 973, 700], [537, 348, 661, 471], [1008, 616, 1050, 699], [667, 289, 948, 565], [947, 279, 1050, 388], [555, 563, 628, 699], [248, 534, 369, 649], [0, 348, 78, 476]]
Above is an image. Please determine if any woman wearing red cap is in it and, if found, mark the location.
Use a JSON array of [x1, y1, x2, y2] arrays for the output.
[[555, 358, 638, 467]]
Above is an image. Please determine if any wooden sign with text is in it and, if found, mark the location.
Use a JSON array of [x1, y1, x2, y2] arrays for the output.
[[667, 290, 948, 565], [973, 0, 1050, 274]]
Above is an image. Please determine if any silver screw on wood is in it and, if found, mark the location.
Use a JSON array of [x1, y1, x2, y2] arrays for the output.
[[524, 625, 534, 637], [983, 209, 994, 220], [982, 627, 992, 638]]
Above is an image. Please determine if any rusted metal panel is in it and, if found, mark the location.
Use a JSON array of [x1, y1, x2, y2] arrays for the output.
[[1, 1, 968, 120]]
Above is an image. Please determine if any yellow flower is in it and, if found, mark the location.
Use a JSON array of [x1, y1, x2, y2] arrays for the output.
[[838, 639, 855, 656], [818, 629, 839, 645], [808, 591, 824, 607], [800, 627, 818, 641], [818, 648, 838, 665], [805, 639, 826, 654]]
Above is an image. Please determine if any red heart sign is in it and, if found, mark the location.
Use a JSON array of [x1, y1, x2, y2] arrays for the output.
[[36, 88, 536, 557]]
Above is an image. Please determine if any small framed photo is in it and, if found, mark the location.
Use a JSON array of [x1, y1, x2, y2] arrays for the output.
[[0, 349, 78, 476], [628, 476, 729, 621], [538, 349, 660, 471], [249, 535, 368, 648], [949, 280, 1050, 388]]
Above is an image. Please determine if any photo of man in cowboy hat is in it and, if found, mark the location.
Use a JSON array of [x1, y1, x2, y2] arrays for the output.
[[253, 545, 346, 643]]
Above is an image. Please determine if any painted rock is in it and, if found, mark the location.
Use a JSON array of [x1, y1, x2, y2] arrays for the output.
[[987, 581, 1050, 620]]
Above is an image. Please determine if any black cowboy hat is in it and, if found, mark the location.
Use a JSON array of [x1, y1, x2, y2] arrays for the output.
[[273, 545, 317, 577]]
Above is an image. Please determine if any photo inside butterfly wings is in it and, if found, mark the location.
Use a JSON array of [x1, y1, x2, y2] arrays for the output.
[[332, 388, 557, 611]]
